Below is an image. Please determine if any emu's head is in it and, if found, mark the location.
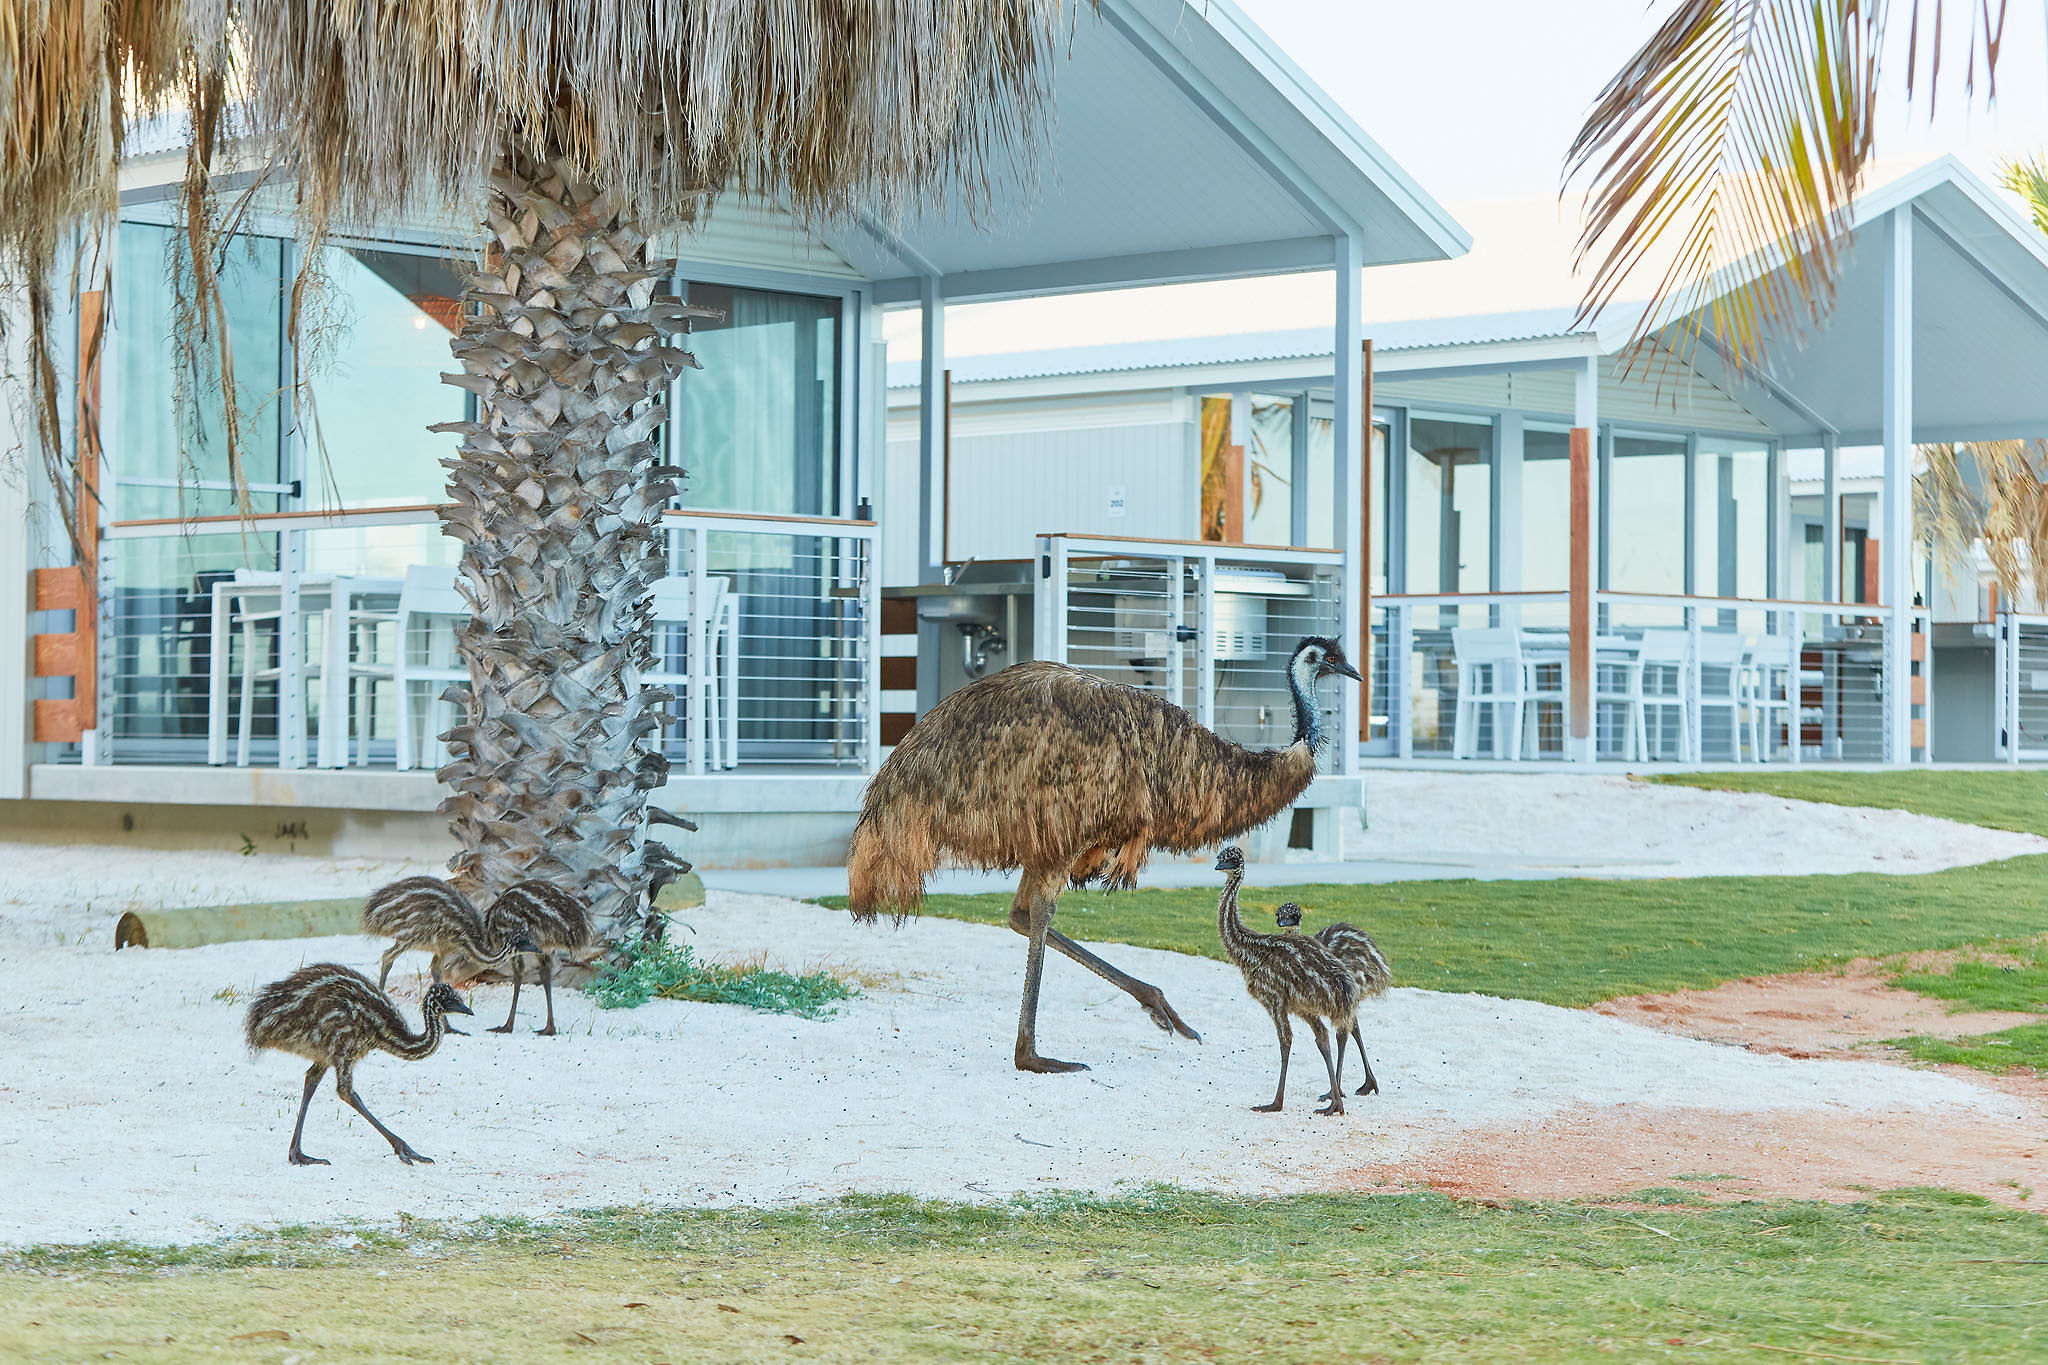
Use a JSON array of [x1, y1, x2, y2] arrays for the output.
[[1214, 845, 1245, 873], [423, 983, 474, 1019], [1274, 902, 1303, 928], [1290, 636, 1363, 685]]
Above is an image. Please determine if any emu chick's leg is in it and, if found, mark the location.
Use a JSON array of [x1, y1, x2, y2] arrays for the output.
[[534, 953, 558, 1036], [1043, 928, 1201, 1043], [1253, 1011, 1292, 1112], [1323, 1026, 1351, 1103], [1009, 869, 1086, 1074], [287, 1064, 329, 1166], [336, 1063, 431, 1165], [489, 955, 524, 1034], [1310, 1020, 1345, 1117], [377, 945, 402, 993], [1352, 1025, 1379, 1096]]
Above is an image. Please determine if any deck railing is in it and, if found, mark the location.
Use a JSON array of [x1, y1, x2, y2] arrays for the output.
[[1032, 533, 1346, 771], [78, 506, 879, 774], [1995, 612, 2048, 762], [1367, 591, 1929, 764]]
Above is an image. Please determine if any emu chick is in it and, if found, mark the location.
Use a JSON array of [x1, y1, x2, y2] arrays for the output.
[[1215, 849, 1358, 1115], [485, 880, 595, 1036]]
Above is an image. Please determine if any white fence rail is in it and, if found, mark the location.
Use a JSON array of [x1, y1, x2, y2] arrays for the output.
[[1368, 591, 1929, 764], [1033, 534, 1346, 771], [80, 506, 879, 774], [1994, 612, 2048, 762]]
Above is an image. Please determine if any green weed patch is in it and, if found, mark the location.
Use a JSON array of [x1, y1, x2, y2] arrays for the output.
[[590, 937, 857, 1019]]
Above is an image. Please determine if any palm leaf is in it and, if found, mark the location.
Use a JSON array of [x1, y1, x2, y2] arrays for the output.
[[1568, 0, 2005, 373]]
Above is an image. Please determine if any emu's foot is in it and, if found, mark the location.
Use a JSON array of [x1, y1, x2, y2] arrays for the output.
[[1015, 1053, 1090, 1074], [1251, 1101, 1283, 1113], [1314, 1099, 1346, 1117], [392, 1145, 434, 1166], [1355, 1077, 1379, 1097], [534, 1024, 557, 1037], [288, 1151, 329, 1167], [1136, 987, 1201, 1043], [486, 1023, 516, 1035]]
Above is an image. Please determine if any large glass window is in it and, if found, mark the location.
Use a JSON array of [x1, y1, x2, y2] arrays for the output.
[[1243, 394, 1295, 545], [301, 245, 467, 510], [1695, 439, 1770, 599], [1606, 432, 1686, 593], [1521, 425, 1572, 590], [1405, 415, 1492, 594], [114, 223, 287, 519], [680, 282, 839, 516]]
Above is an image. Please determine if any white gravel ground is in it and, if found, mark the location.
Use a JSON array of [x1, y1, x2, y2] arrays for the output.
[[1353, 770, 2048, 875], [1, 773, 2037, 1248], [0, 884, 2015, 1248]]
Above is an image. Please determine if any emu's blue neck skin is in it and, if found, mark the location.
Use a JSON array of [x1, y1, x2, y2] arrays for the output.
[[1288, 650, 1321, 752]]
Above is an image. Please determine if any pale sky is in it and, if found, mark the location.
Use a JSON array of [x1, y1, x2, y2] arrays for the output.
[[889, 0, 2048, 360]]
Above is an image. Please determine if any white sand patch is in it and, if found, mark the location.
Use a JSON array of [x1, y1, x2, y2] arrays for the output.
[[1351, 771, 2048, 875], [0, 888, 2016, 1248]]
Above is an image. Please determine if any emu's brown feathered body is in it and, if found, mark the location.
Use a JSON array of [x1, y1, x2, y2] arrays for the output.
[[1297, 911, 1393, 1098], [1215, 852, 1357, 1115], [485, 880, 595, 1036], [846, 635, 1362, 1074], [244, 963, 471, 1165], [363, 876, 516, 992], [849, 662, 1316, 915]]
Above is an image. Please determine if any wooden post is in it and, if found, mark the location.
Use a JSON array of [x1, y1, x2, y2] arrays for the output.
[[1568, 426, 1593, 749], [1220, 443, 1245, 543], [1359, 339, 1374, 740], [31, 289, 103, 743]]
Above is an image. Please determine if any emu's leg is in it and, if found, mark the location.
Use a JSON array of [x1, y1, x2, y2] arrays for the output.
[[489, 955, 523, 1034], [335, 1063, 431, 1165], [1253, 1011, 1292, 1112], [376, 945, 402, 993], [534, 954, 558, 1036], [1310, 1021, 1345, 1117], [287, 1064, 329, 1166], [1009, 867, 1086, 1074], [1041, 929, 1201, 1042], [1352, 1025, 1380, 1096]]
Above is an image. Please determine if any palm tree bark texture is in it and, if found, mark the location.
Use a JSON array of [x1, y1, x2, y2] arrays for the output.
[[434, 146, 708, 945]]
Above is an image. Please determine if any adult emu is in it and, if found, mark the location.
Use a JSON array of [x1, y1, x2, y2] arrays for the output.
[[847, 635, 1362, 1073]]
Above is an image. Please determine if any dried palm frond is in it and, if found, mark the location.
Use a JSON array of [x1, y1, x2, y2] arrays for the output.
[[1567, 0, 2005, 373], [1919, 440, 2048, 612]]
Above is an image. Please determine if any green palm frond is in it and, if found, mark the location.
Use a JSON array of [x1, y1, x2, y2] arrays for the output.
[[2001, 154, 2048, 236], [1569, 0, 2006, 372]]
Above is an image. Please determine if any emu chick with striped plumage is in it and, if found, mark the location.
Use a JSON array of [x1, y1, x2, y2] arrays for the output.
[[363, 877, 523, 1030], [847, 635, 1362, 1074], [244, 964, 471, 1165], [485, 880, 594, 1036], [1277, 902, 1392, 1098], [1217, 849, 1358, 1115]]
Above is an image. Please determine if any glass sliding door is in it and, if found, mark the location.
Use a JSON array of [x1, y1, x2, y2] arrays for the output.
[[1520, 424, 1573, 589], [1404, 414, 1492, 596], [1695, 438, 1770, 600], [1606, 432, 1686, 596]]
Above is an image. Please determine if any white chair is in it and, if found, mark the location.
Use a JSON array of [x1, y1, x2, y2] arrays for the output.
[[1695, 631, 1753, 762], [1589, 634, 1646, 761], [1745, 632, 1800, 761], [646, 575, 738, 770], [1450, 627, 1532, 760], [1632, 630, 1693, 762], [1516, 630, 1570, 758], [393, 566, 470, 771]]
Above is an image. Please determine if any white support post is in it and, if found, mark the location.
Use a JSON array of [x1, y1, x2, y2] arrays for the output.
[[1822, 434, 1840, 602], [1195, 556, 1217, 732], [1392, 602, 1413, 760], [1165, 556, 1186, 713], [279, 526, 307, 769], [2005, 613, 2022, 764], [862, 526, 883, 776], [1882, 207, 1915, 764], [916, 275, 945, 715], [688, 525, 708, 777], [1333, 231, 1365, 776], [1031, 536, 1070, 667]]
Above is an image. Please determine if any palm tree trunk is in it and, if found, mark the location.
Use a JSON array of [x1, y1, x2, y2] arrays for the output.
[[434, 144, 701, 944]]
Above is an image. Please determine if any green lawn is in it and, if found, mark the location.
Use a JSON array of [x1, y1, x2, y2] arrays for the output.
[[1891, 938, 2048, 1014], [1649, 769, 2048, 838], [825, 855, 2048, 1007], [1890, 1023, 2048, 1076], [6, 1190, 2046, 1363]]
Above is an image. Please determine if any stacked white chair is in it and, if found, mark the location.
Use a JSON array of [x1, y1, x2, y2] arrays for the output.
[[392, 566, 470, 771], [1450, 627, 1532, 760]]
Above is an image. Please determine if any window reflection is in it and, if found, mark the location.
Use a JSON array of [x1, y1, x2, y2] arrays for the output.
[[1406, 415, 1491, 594], [680, 283, 838, 516]]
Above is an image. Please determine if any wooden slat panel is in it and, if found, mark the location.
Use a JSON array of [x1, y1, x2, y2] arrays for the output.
[[1910, 675, 1927, 706], [1911, 717, 1927, 750], [1910, 631, 1927, 661], [33, 634, 80, 677], [880, 713, 916, 745], [881, 597, 917, 635], [880, 656, 917, 690], [32, 699, 82, 744], [32, 566, 85, 612]]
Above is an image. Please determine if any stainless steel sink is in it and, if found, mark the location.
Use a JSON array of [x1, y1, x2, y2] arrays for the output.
[[915, 593, 1002, 626]]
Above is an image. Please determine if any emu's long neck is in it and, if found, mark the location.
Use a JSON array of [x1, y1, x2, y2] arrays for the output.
[[457, 911, 517, 965], [1217, 870, 1254, 959], [1287, 651, 1321, 753], [391, 1003, 448, 1062]]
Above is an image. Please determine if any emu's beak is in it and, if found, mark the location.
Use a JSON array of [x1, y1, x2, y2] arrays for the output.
[[1326, 658, 1363, 683], [449, 996, 475, 1017]]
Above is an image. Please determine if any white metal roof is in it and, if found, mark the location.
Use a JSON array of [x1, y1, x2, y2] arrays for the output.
[[845, 0, 1469, 303], [900, 160, 2048, 445]]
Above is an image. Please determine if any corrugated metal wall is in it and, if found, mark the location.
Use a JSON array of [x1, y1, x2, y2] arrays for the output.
[[1379, 355, 1770, 434], [653, 198, 864, 280]]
